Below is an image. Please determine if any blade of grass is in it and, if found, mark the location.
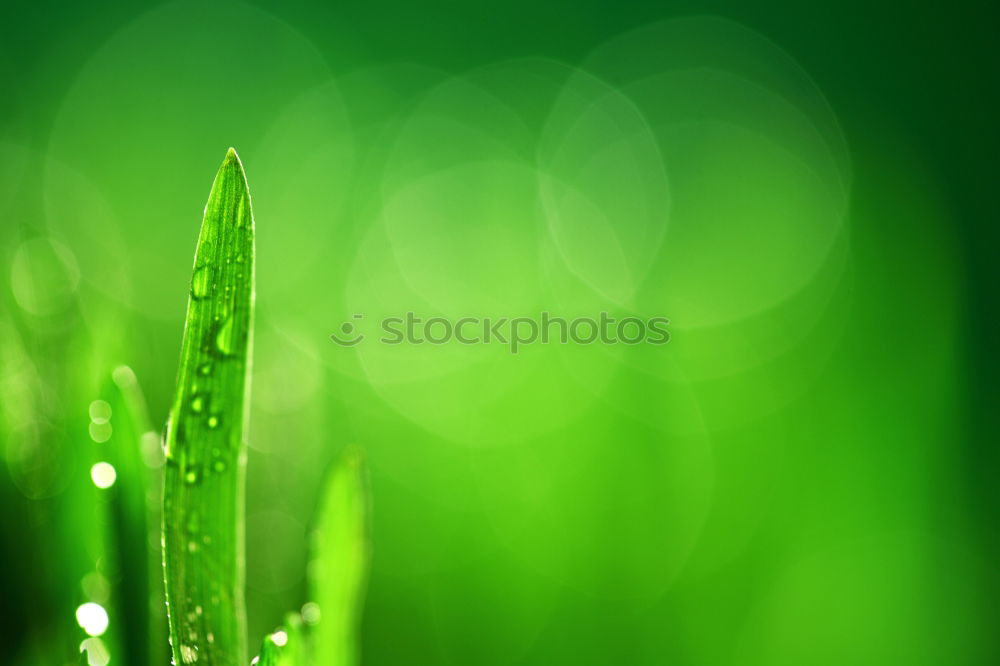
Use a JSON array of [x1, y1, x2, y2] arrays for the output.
[[104, 365, 169, 664], [253, 635, 284, 666], [163, 148, 255, 666], [309, 447, 371, 666], [86, 365, 159, 666], [252, 613, 306, 666]]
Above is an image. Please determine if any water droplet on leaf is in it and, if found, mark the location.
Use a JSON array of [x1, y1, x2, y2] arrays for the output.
[[215, 317, 235, 356], [191, 266, 210, 299], [180, 644, 198, 663]]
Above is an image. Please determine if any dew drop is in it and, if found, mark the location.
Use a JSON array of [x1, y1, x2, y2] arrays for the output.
[[184, 467, 201, 485], [199, 241, 214, 262], [76, 602, 109, 637], [180, 644, 198, 663], [197, 363, 212, 376], [191, 266, 211, 299], [210, 446, 226, 471], [206, 415, 220, 429], [215, 317, 236, 356], [90, 462, 117, 489], [190, 394, 205, 414]]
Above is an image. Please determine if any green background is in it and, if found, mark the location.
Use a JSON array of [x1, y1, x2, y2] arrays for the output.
[[1, 0, 997, 664]]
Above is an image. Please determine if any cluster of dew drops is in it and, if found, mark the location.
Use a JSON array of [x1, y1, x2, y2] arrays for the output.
[[166, 209, 255, 666], [167, 587, 223, 665], [171, 242, 252, 487]]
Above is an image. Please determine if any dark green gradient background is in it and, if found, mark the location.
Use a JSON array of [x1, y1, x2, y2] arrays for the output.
[[1, 1, 997, 664]]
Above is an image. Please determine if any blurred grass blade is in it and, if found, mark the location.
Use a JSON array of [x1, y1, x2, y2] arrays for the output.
[[254, 636, 282, 666], [95, 365, 168, 665], [162, 149, 255, 666], [252, 613, 305, 666], [309, 447, 372, 666]]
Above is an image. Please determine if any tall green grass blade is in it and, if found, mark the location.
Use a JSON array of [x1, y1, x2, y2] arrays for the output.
[[309, 448, 371, 666], [163, 149, 255, 666]]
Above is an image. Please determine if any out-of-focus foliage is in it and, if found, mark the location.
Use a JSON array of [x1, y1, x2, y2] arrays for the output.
[[309, 448, 371, 666]]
